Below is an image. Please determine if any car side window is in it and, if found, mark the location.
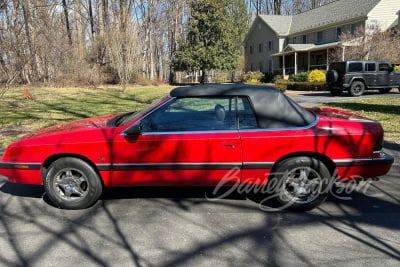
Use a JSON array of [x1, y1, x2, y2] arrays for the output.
[[379, 63, 390, 72], [237, 97, 258, 129], [348, 62, 362, 72], [365, 63, 376, 72], [140, 97, 237, 132]]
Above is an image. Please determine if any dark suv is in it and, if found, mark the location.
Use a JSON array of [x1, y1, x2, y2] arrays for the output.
[[326, 60, 400, 96]]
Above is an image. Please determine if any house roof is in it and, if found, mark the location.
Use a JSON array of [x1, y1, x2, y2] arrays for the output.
[[255, 0, 381, 37], [271, 42, 341, 56], [259, 15, 293, 36], [290, 0, 381, 35]]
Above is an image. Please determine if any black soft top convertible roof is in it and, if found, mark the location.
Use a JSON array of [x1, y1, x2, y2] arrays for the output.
[[170, 84, 316, 129]]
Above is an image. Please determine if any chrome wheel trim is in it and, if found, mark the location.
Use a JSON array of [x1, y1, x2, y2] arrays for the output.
[[280, 167, 323, 204], [52, 168, 89, 202]]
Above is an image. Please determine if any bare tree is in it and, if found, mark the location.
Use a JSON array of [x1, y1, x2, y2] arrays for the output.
[[62, 0, 72, 45], [330, 26, 400, 63]]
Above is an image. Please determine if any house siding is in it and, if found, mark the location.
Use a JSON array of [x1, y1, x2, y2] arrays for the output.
[[244, 0, 399, 75], [367, 0, 400, 30], [244, 19, 279, 73]]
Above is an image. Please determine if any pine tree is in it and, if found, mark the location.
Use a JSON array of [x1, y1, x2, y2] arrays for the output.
[[173, 0, 249, 83]]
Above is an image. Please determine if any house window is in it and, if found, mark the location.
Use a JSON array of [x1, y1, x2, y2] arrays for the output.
[[336, 27, 342, 40], [302, 35, 307, 44], [293, 37, 297, 44], [370, 20, 378, 30], [317, 31, 323, 44], [250, 63, 254, 71], [350, 24, 355, 34], [259, 62, 263, 72], [259, 43, 263, 53], [268, 41, 273, 51], [250, 45, 253, 55]]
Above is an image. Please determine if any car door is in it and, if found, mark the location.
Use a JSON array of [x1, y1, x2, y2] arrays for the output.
[[377, 63, 391, 86], [110, 96, 242, 186], [363, 62, 377, 87]]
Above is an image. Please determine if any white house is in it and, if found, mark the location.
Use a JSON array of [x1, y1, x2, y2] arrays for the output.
[[243, 0, 400, 75]]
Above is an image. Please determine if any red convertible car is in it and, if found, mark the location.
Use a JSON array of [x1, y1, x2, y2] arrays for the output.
[[0, 84, 394, 210]]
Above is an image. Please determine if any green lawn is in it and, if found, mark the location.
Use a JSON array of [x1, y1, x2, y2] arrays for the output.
[[1, 86, 399, 149], [320, 97, 400, 144], [0, 86, 173, 148]]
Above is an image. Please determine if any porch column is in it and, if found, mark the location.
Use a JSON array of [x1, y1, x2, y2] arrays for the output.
[[326, 48, 329, 71], [283, 53, 286, 77], [294, 52, 298, 75], [342, 46, 346, 61], [307, 51, 311, 71]]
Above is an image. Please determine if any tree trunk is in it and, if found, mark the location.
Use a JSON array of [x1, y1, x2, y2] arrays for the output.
[[62, 0, 72, 45], [74, 0, 84, 53], [21, 0, 39, 82], [88, 0, 95, 38], [200, 69, 206, 84], [274, 0, 281, 15]]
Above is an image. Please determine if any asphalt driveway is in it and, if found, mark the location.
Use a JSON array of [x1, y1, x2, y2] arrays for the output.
[[0, 92, 399, 266], [288, 89, 400, 106]]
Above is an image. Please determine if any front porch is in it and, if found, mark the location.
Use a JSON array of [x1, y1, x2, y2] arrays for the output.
[[272, 42, 344, 76]]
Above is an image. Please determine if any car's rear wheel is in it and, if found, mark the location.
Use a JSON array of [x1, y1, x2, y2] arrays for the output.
[[350, 81, 365, 97], [379, 88, 392, 94], [330, 89, 343, 96], [268, 157, 333, 211], [44, 157, 103, 209]]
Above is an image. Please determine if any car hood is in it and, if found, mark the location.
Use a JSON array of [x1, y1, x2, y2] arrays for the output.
[[20, 114, 116, 140]]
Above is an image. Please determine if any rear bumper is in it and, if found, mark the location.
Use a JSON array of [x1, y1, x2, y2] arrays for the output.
[[335, 153, 394, 181]]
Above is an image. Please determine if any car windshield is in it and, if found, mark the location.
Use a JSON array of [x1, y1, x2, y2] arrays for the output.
[[107, 96, 169, 128]]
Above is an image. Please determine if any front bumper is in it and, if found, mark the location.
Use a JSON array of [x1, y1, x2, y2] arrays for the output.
[[0, 161, 43, 185]]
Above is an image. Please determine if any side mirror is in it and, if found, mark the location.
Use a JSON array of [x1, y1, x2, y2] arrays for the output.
[[389, 67, 394, 73], [122, 123, 142, 136]]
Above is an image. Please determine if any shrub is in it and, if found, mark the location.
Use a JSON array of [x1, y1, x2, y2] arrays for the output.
[[394, 65, 400, 71], [307, 69, 326, 83], [272, 74, 283, 83], [289, 71, 310, 82], [243, 71, 264, 83], [274, 79, 327, 91]]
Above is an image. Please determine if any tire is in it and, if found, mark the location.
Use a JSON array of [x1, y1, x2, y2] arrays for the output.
[[326, 70, 338, 86], [379, 88, 392, 94], [330, 89, 343, 96], [44, 157, 103, 209], [349, 81, 365, 97], [268, 157, 334, 211]]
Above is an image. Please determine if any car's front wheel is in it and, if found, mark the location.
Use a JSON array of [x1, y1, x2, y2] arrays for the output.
[[350, 81, 365, 97], [268, 157, 334, 211], [44, 157, 103, 209]]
